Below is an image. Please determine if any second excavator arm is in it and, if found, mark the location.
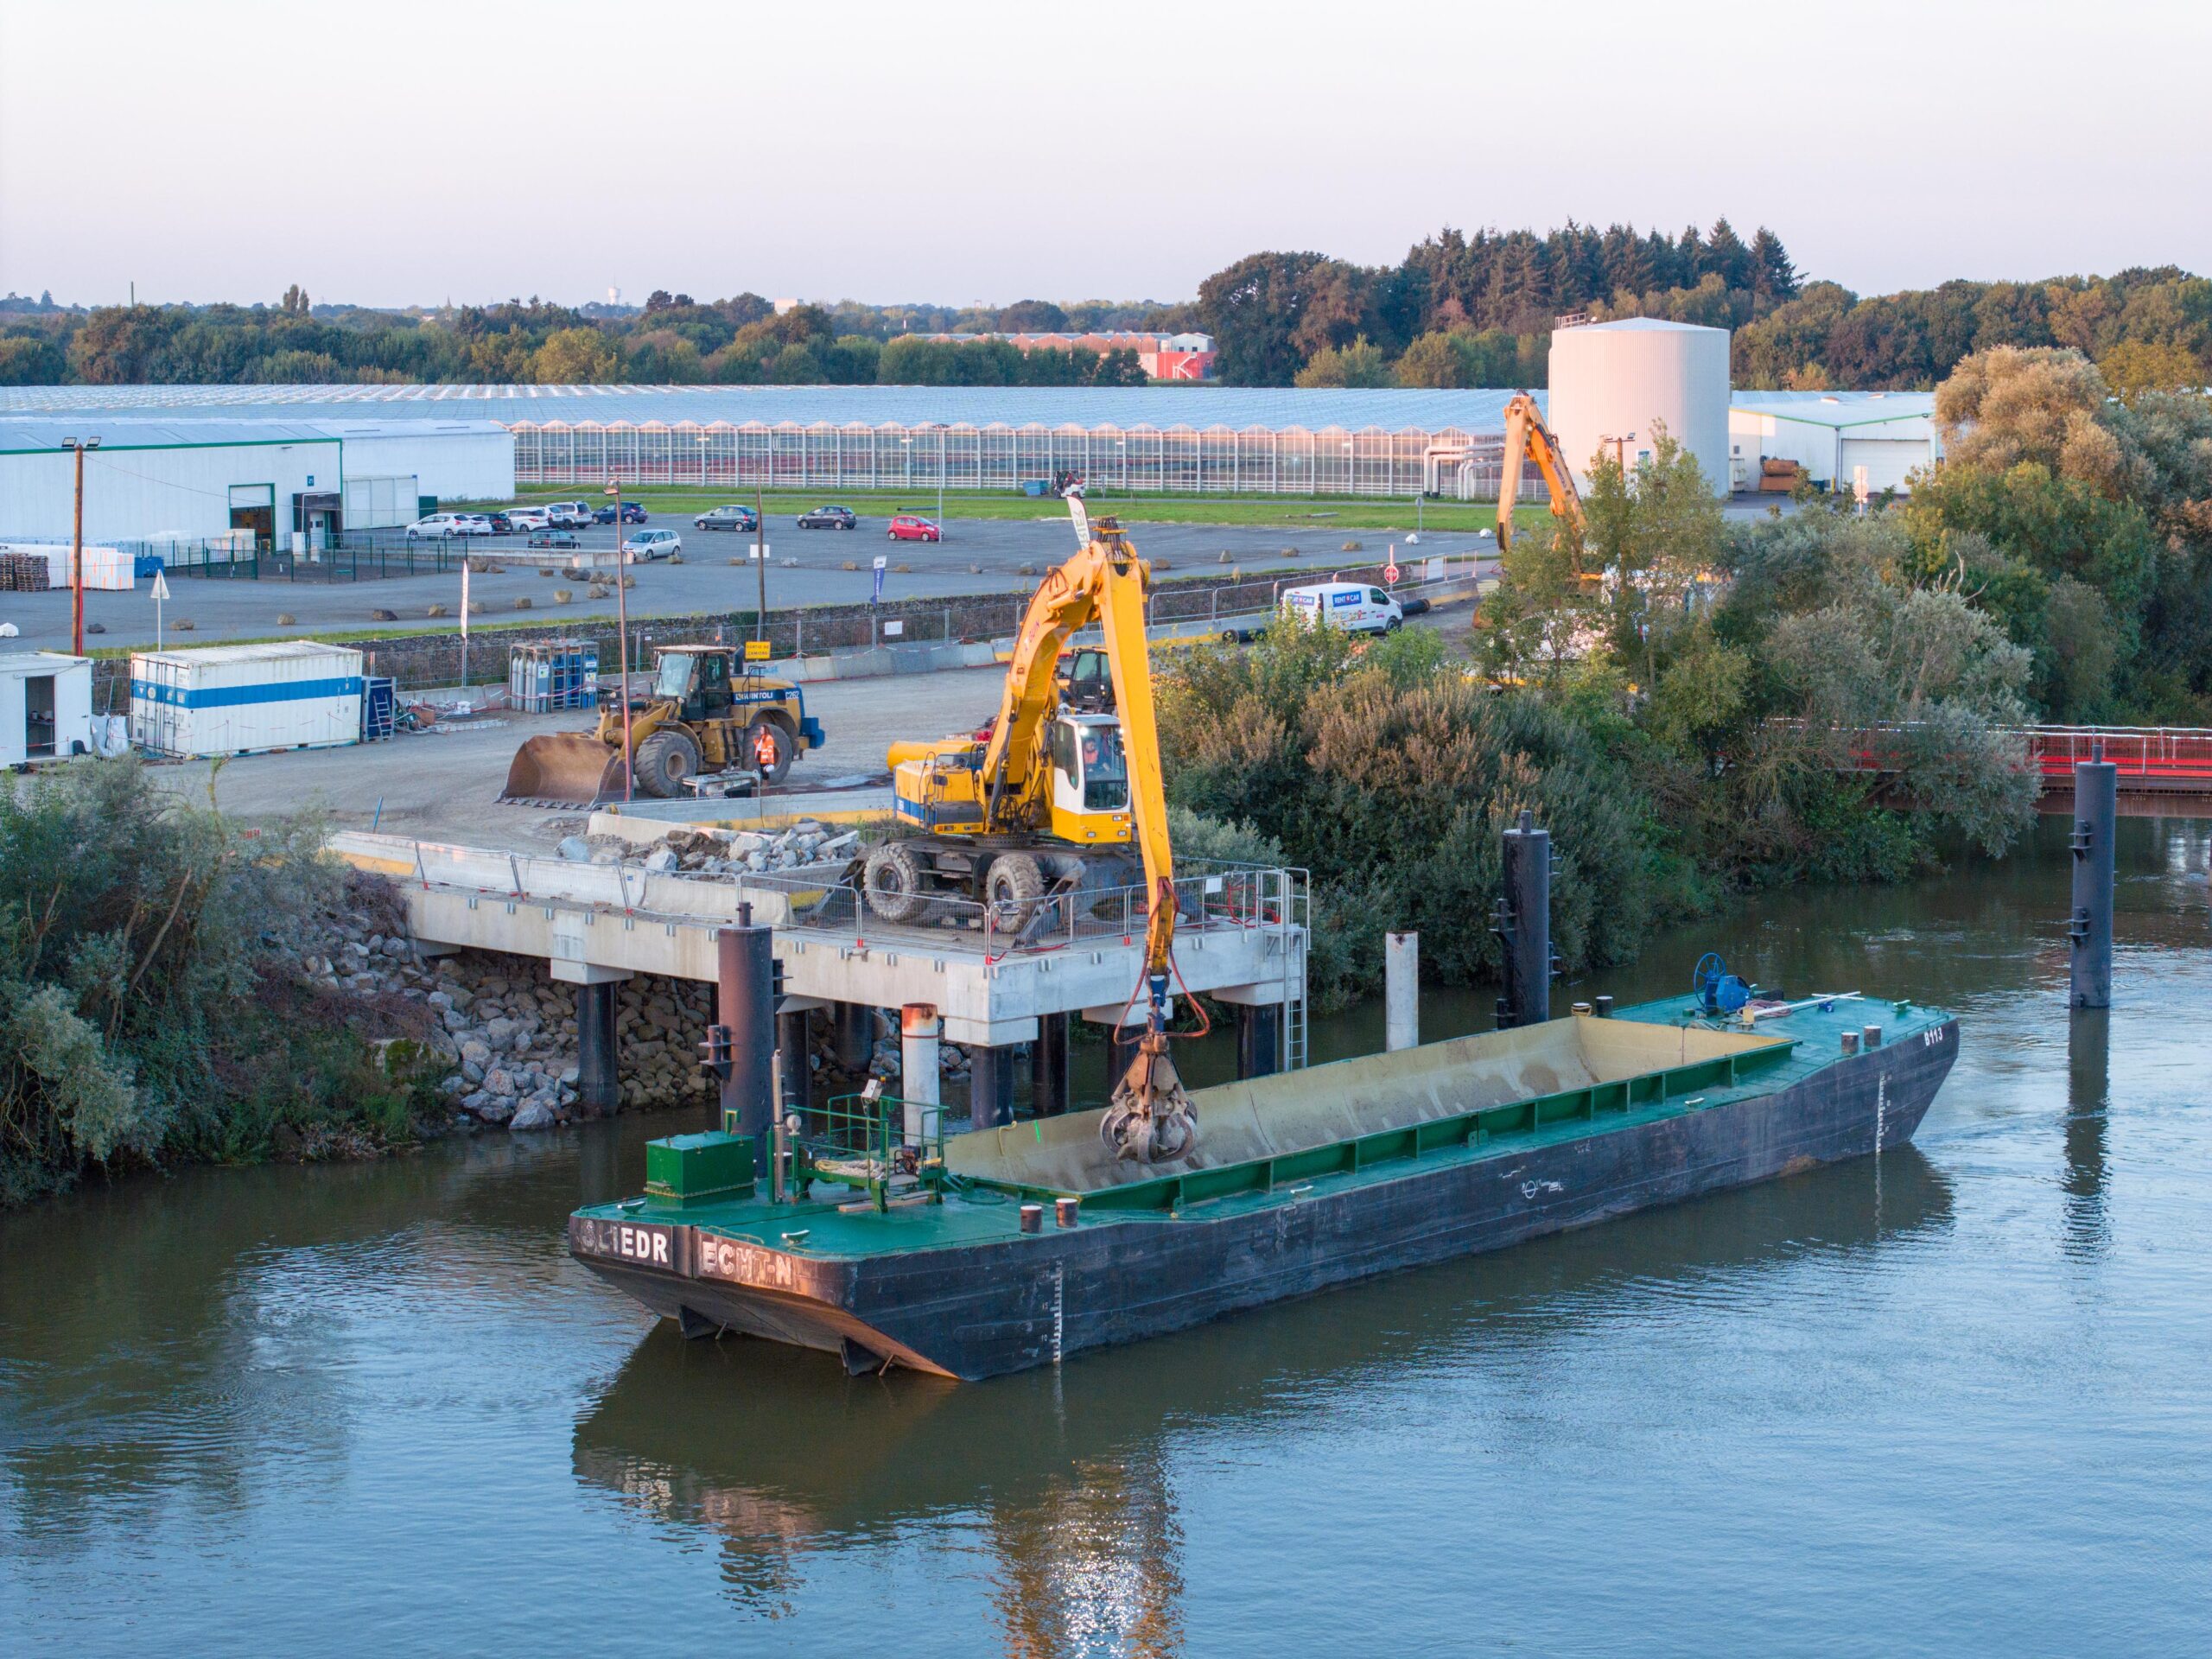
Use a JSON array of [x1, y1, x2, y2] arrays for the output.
[[1497, 390, 1588, 556]]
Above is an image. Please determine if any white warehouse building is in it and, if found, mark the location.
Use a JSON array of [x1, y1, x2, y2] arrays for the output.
[[0, 417, 512, 547], [1726, 391, 1942, 495]]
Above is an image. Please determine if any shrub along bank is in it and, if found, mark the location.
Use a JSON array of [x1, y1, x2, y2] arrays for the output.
[[1159, 423, 2042, 1012]]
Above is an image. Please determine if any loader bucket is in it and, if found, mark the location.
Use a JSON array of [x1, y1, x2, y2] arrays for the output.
[[501, 733, 630, 807]]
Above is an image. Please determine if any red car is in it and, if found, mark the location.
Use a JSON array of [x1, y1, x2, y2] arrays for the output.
[[887, 514, 941, 543]]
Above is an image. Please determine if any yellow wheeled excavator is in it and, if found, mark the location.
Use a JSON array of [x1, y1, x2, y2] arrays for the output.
[[861, 504, 1194, 1162]]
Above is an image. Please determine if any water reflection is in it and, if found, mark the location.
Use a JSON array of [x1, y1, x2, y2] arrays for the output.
[[570, 1150, 1950, 1649], [2063, 1009, 2112, 1261]]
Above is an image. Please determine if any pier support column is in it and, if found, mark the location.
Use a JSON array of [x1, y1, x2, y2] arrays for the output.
[[1494, 809, 1553, 1029], [968, 1045, 1014, 1129], [575, 981, 620, 1116], [1236, 1003, 1280, 1080], [834, 1000, 873, 1070], [776, 1007, 813, 1124], [553, 960, 632, 1119], [899, 1004, 941, 1147], [2069, 749, 2118, 1011], [1386, 931, 1420, 1052], [1030, 1012, 1071, 1117], [715, 917, 776, 1151]]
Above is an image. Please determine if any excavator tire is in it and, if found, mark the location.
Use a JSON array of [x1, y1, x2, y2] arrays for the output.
[[743, 717, 796, 785], [862, 841, 934, 925], [984, 851, 1046, 935], [632, 728, 702, 798]]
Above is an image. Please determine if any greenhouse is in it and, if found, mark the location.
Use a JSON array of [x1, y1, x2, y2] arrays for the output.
[[509, 419, 1514, 498]]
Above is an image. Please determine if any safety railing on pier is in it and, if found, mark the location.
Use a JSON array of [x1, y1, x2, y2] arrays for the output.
[[1791, 720, 2212, 795]]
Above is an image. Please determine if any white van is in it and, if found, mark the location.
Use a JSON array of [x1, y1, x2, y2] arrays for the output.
[[1281, 581, 1403, 636]]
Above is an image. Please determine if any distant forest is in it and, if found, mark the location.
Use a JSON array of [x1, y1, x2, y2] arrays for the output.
[[3, 220, 2207, 397]]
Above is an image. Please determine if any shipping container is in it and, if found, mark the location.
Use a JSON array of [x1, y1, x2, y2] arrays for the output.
[[0, 652, 94, 766], [129, 640, 365, 758]]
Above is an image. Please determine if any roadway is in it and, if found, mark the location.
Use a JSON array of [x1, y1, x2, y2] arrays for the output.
[[2, 515, 1491, 652]]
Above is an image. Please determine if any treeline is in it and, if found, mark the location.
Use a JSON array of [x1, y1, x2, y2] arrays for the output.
[[0, 288, 1176, 389], [6, 220, 2209, 395]]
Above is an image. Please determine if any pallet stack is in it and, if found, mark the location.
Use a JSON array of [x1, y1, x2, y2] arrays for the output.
[[0, 550, 52, 592]]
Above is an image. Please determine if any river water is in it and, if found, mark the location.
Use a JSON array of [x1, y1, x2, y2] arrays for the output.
[[4, 816, 2209, 1656]]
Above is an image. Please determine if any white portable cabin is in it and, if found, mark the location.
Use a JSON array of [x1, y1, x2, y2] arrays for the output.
[[0, 652, 94, 766], [129, 640, 365, 759]]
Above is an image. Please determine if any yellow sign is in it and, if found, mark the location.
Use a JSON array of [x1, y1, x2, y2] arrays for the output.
[[744, 640, 772, 661]]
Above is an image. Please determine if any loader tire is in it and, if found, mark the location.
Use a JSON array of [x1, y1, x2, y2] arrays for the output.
[[863, 841, 933, 925], [632, 728, 701, 798], [742, 717, 795, 785]]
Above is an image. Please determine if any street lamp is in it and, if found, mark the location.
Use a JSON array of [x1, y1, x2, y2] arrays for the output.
[[60, 436, 99, 655], [606, 474, 633, 802]]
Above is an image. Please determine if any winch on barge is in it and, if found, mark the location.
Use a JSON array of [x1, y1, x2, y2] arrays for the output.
[[571, 988, 1958, 1381]]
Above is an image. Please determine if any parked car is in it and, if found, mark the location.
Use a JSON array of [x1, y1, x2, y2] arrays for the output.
[[887, 514, 941, 543], [544, 501, 595, 529], [506, 506, 550, 532], [622, 529, 683, 562], [458, 513, 496, 536], [594, 500, 649, 525], [695, 505, 760, 532], [404, 512, 474, 540], [485, 511, 517, 534], [798, 505, 859, 530], [1281, 580, 1402, 635], [526, 530, 579, 550]]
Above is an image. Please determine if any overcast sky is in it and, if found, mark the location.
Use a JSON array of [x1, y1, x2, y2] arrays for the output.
[[3, 0, 2205, 311]]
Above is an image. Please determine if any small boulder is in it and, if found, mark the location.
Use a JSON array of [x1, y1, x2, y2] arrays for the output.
[[643, 847, 679, 873], [474, 1096, 517, 1126], [85, 621, 105, 635], [170, 619, 194, 630], [276, 612, 296, 626], [427, 603, 448, 618], [538, 567, 557, 576], [557, 836, 592, 861], [510, 1101, 557, 1132], [841, 560, 859, 572], [554, 588, 573, 603], [512, 596, 532, 609], [372, 609, 402, 622], [1342, 540, 1363, 552]]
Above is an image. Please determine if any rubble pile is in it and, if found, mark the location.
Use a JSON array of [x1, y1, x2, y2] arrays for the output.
[[556, 821, 859, 876]]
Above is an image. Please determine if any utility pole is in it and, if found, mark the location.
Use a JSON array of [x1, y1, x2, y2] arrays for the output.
[[607, 476, 632, 801], [756, 452, 767, 644], [62, 436, 99, 655]]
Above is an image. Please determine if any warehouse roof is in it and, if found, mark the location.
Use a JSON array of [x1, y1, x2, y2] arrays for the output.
[[1728, 391, 1936, 430], [0, 416, 508, 453], [0, 384, 1535, 433]]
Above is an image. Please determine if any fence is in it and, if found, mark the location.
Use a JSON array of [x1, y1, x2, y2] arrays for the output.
[[512, 419, 1527, 499]]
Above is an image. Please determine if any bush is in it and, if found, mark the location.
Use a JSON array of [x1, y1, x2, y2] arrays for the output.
[[0, 761, 440, 1205]]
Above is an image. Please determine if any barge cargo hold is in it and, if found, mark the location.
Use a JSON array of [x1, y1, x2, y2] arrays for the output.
[[570, 995, 1957, 1380]]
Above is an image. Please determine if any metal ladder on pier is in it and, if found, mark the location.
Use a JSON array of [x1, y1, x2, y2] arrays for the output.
[[1276, 867, 1311, 1071]]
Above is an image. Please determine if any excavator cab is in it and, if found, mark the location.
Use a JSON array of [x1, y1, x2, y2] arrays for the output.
[[1046, 714, 1133, 841]]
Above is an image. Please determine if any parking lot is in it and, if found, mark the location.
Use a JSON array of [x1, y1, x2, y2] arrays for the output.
[[0, 513, 1492, 653]]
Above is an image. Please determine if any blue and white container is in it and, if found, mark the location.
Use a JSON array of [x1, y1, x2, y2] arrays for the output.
[[130, 640, 365, 758]]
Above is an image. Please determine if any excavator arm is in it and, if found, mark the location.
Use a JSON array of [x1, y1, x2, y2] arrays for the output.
[[1497, 391, 1588, 556], [980, 508, 1192, 1161]]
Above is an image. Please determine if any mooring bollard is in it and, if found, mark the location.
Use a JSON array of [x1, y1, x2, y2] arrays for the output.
[[1385, 931, 1420, 1052], [2069, 743, 2118, 1011], [1493, 809, 1552, 1030]]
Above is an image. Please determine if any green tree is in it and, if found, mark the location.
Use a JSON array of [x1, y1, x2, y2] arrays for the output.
[[532, 327, 619, 383], [1197, 251, 1326, 385], [1294, 334, 1390, 388]]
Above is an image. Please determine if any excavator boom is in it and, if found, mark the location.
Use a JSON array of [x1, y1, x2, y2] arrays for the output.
[[1497, 391, 1588, 556]]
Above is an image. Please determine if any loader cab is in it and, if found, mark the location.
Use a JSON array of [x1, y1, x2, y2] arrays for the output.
[[1046, 712, 1132, 842], [1057, 646, 1113, 713], [651, 648, 735, 717]]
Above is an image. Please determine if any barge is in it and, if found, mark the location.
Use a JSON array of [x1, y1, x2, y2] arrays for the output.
[[570, 993, 1957, 1380]]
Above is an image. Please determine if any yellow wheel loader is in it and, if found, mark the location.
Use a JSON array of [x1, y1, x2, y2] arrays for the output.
[[502, 645, 826, 806]]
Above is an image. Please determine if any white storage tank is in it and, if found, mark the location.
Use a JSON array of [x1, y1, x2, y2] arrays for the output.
[[0, 652, 94, 766], [129, 640, 365, 759], [1548, 319, 1732, 499]]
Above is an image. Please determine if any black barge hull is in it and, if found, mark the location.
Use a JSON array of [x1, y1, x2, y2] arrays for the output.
[[575, 1015, 1956, 1380]]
